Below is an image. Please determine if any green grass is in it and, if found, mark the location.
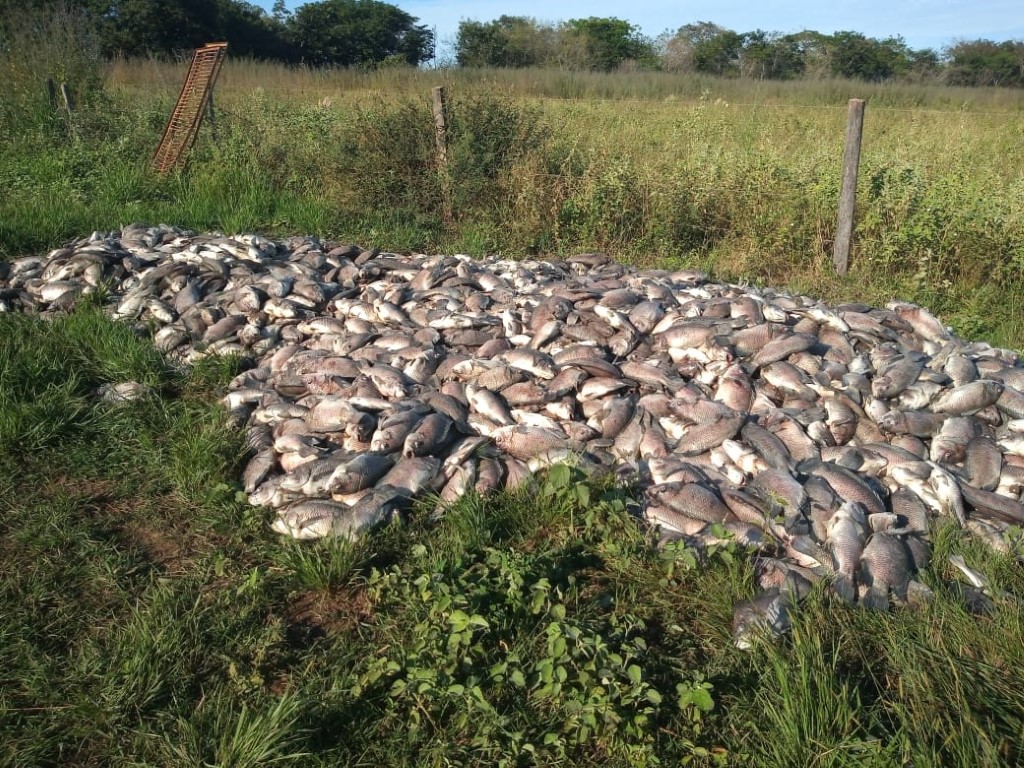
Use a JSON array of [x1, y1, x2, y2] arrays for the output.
[[1, 309, 1023, 765], [109, 58, 1024, 111], [2, 61, 1024, 762], [3, 63, 1023, 348]]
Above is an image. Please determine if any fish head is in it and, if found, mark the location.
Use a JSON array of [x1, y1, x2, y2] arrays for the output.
[[877, 411, 907, 434]]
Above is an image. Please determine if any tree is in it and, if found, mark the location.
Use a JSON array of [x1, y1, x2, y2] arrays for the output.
[[47, 0, 290, 59], [691, 28, 743, 75], [906, 48, 941, 81], [563, 17, 655, 71], [945, 39, 1024, 87], [785, 29, 831, 78], [288, 0, 433, 67], [660, 22, 734, 73], [740, 30, 804, 79], [99, 0, 221, 56], [214, 0, 294, 61], [455, 16, 552, 68], [827, 31, 911, 81]]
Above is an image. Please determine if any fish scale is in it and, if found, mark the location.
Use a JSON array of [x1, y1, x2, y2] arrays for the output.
[[6, 224, 1024, 638]]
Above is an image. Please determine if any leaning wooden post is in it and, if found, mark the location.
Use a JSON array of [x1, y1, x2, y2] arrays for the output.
[[59, 82, 75, 112], [431, 85, 453, 227], [832, 98, 865, 275]]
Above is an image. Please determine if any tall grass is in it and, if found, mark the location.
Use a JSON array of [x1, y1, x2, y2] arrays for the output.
[[4, 55, 1024, 347], [0, 2, 108, 137], [109, 58, 1024, 111]]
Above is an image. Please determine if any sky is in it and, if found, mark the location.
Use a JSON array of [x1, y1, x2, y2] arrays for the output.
[[258, 0, 1024, 61]]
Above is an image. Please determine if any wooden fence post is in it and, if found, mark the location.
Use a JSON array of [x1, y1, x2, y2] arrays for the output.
[[832, 98, 865, 275], [207, 89, 216, 136], [59, 82, 75, 112], [431, 85, 453, 227]]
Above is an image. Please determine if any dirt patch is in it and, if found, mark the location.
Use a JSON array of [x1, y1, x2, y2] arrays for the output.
[[119, 518, 191, 575], [287, 586, 374, 646], [42, 475, 118, 504]]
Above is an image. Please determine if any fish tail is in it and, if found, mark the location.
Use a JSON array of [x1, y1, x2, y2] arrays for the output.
[[833, 574, 857, 603], [861, 585, 890, 612]]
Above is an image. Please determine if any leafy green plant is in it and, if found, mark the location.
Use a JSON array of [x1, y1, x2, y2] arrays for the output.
[[348, 473, 714, 763]]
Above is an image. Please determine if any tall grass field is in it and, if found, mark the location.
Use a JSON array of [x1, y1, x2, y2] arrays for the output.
[[1, 52, 1024, 766]]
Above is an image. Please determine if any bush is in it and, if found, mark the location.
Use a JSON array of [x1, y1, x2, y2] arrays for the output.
[[334, 92, 556, 234]]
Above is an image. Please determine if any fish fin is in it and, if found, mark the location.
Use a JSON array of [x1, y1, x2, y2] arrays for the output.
[[905, 580, 934, 607], [861, 585, 890, 611], [948, 554, 987, 588], [794, 457, 824, 474], [833, 574, 857, 603]]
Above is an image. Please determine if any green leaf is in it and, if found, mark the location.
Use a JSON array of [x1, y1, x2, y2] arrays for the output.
[[575, 484, 590, 506], [645, 689, 663, 705], [510, 670, 526, 687], [627, 664, 642, 685], [449, 609, 470, 631], [548, 463, 571, 489], [692, 687, 714, 712], [551, 636, 567, 658]]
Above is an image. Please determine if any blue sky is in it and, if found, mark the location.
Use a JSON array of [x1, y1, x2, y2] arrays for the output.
[[259, 0, 1024, 61]]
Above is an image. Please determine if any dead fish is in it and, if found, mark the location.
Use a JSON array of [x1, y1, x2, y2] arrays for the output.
[[732, 589, 792, 650], [930, 380, 1003, 415], [15, 225, 1024, 617], [379, 456, 442, 497], [403, 413, 456, 458], [492, 425, 570, 460], [746, 332, 817, 372], [647, 482, 731, 524], [242, 449, 277, 493], [826, 501, 869, 603], [859, 533, 912, 611], [328, 453, 395, 495], [280, 456, 347, 496], [965, 437, 1002, 492]]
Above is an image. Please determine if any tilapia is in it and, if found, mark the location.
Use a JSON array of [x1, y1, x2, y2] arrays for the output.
[[11, 224, 1024, 629]]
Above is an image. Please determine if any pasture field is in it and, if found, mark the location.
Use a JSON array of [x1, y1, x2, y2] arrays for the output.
[[2, 61, 1023, 346], [2, 61, 1024, 766]]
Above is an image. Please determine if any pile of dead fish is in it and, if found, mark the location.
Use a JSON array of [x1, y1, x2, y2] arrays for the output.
[[3, 224, 1023, 645]]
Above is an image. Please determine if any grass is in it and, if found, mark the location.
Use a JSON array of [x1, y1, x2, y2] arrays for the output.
[[2, 61, 1023, 348], [1, 309, 1023, 765], [2, 60, 1024, 763], [109, 57, 1024, 110]]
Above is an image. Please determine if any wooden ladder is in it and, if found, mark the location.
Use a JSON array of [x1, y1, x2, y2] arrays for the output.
[[151, 42, 228, 173]]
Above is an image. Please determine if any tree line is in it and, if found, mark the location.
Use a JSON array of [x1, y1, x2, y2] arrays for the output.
[[0, 0, 435, 67], [2, 0, 1023, 88], [457, 17, 1024, 88]]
